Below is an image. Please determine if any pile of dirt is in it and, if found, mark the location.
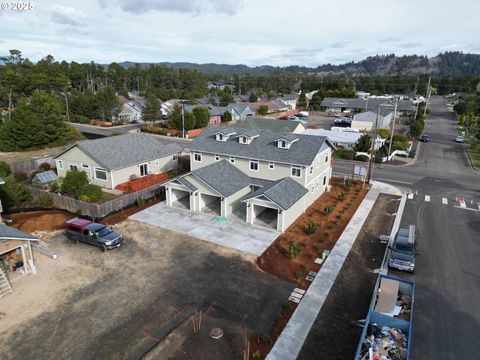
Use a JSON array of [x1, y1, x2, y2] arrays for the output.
[[6, 210, 72, 233]]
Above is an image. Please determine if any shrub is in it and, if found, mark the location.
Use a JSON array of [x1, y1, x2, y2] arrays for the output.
[[314, 244, 321, 251], [378, 128, 390, 139], [136, 197, 146, 207], [252, 350, 261, 359], [324, 206, 332, 215], [76, 184, 103, 202], [294, 271, 302, 278], [60, 169, 89, 194], [49, 181, 59, 193], [286, 241, 301, 259], [38, 162, 51, 171], [333, 148, 355, 160], [0, 176, 32, 209], [306, 220, 319, 234], [355, 154, 369, 162], [0, 161, 11, 177], [31, 195, 54, 208], [338, 192, 346, 201]]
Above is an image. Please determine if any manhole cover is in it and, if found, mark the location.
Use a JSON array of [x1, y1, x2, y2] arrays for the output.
[[209, 327, 224, 339]]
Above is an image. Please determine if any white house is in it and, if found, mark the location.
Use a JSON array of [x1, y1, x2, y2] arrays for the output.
[[351, 110, 393, 131]]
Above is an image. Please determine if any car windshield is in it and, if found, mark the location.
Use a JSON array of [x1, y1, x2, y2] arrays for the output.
[[393, 242, 414, 254], [96, 226, 113, 237]]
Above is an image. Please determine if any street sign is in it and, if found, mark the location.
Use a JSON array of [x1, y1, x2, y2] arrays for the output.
[[354, 165, 367, 177]]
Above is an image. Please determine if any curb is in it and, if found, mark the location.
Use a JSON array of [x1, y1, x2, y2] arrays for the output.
[[464, 144, 480, 174], [266, 182, 401, 360]]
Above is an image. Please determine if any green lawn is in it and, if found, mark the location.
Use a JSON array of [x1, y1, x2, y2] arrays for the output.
[[466, 142, 480, 170]]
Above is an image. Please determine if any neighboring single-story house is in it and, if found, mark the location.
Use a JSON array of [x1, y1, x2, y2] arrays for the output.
[[352, 110, 393, 131], [303, 128, 362, 148], [117, 98, 146, 122], [321, 97, 414, 115], [54, 133, 183, 190], [0, 224, 38, 294], [233, 118, 305, 134]]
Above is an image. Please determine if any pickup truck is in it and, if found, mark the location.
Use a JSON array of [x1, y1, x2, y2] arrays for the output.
[[65, 217, 124, 251]]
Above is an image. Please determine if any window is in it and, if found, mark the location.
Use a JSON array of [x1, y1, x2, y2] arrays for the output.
[[323, 176, 327, 185], [268, 162, 275, 169], [172, 154, 178, 161], [230, 156, 235, 164], [249, 159, 259, 171], [57, 160, 63, 170], [316, 158, 320, 168], [291, 166, 302, 177], [155, 159, 160, 166], [194, 152, 202, 162], [278, 140, 287, 149], [215, 154, 220, 161], [69, 164, 78, 171], [95, 168, 107, 181], [239, 136, 247, 144], [140, 163, 149, 177], [217, 134, 223, 141], [325, 154, 329, 163], [309, 166, 313, 175], [81, 164, 89, 169]]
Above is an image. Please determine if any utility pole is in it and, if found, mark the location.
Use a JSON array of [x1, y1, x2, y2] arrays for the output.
[[387, 100, 398, 159], [366, 110, 380, 184], [64, 90, 70, 123], [423, 75, 431, 117], [8, 88, 12, 122], [181, 102, 185, 139]]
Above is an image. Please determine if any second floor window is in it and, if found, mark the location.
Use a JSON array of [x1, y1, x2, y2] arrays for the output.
[[194, 152, 202, 162], [215, 154, 220, 161], [291, 166, 301, 177], [250, 159, 259, 171]]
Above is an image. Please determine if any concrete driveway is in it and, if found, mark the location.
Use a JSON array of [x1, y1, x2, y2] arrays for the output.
[[130, 202, 281, 257]]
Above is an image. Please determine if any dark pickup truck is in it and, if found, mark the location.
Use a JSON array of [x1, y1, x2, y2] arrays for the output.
[[65, 217, 123, 251]]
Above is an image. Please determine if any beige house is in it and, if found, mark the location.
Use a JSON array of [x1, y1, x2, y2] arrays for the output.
[[54, 133, 183, 190], [165, 126, 334, 232]]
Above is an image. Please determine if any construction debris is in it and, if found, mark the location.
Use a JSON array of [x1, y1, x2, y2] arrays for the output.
[[361, 323, 408, 360]]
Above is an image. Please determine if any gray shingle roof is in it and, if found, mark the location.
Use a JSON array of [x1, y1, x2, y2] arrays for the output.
[[191, 160, 251, 197], [320, 97, 414, 112], [178, 177, 198, 192], [214, 128, 237, 136], [0, 224, 37, 241], [234, 118, 302, 132], [242, 177, 308, 210], [276, 134, 298, 142], [57, 133, 183, 171], [188, 126, 331, 166], [237, 130, 260, 138]]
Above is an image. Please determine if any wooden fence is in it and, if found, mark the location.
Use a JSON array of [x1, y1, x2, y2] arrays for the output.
[[10, 156, 56, 174], [29, 183, 165, 219]]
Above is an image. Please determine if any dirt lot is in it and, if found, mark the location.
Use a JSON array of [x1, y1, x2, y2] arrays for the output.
[[4, 210, 72, 233], [297, 194, 400, 359], [0, 219, 293, 360]]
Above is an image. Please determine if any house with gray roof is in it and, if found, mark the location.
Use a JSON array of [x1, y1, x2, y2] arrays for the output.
[[54, 133, 183, 190], [233, 118, 305, 134], [320, 97, 414, 114], [352, 109, 394, 131], [164, 126, 334, 232]]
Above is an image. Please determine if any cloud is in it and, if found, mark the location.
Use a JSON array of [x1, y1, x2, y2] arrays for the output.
[[378, 36, 401, 43], [51, 5, 88, 27], [329, 42, 348, 49], [103, 0, 243, 15], [399, 42, 421, 49]]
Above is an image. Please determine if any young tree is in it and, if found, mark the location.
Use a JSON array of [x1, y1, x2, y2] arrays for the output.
[[60, 169, 89, 194], [222, 111, 232, 123], [0, 175, 32, 209], [219, 91, 234, 106], [249, 93, 258, 102], [142, 92, 161, 124], [354, 134, 372, 152]]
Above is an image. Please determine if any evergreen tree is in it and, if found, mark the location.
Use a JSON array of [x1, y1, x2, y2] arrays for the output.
[[192, 107, 210, 128], [354, 134, 372, 152], [298, 90, 307, 108], [142, 92, 161, 123]]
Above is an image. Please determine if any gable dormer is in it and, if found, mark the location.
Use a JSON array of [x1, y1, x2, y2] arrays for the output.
[[238, 131, 259, 145], [275, 134, 298, 149], [214, 129, 236, 141]]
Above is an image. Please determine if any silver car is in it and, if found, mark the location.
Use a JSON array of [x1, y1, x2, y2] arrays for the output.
[[455, 135, 464, 143]]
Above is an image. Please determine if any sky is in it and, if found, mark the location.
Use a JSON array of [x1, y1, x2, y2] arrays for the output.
[[1, 0, 479, 67]]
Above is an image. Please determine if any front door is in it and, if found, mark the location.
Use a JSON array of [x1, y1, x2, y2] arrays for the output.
[[140, 163, 148, 177]]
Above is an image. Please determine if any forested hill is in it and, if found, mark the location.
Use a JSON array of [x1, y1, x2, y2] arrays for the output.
[[119, 52, 480, 77]]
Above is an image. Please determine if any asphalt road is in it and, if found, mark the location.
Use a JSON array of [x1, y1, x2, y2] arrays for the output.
[[334, 96, 479, 359]]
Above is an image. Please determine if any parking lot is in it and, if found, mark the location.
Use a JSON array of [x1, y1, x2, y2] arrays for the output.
[[0, 219, 293, 360]]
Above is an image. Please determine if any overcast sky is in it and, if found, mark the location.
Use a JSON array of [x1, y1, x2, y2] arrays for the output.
[[1, 0, 479, 66]]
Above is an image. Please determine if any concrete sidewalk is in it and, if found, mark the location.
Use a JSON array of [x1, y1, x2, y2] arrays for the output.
[[129, 202, 280, 257], [266, 181, 401, 360]]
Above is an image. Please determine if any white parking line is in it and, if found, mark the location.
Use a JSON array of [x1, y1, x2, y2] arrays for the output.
[[442, 198, 448, 205], [425, 195, 431, 202]]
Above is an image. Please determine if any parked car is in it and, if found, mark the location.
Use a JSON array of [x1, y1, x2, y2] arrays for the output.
[[388, 226, 417, 273], [295, 111, 309, 117], [287, 115, 299, 121], [419, 134, 430, 142], [65, 217, 124, 251], [455, 135, 464, 143], [278, 115, 289, 120]]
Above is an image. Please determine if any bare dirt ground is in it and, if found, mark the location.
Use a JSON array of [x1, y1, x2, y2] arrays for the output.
[[0, 219, 293, 360], [4, 210, 72, 233], [0, 144, 73, 164], [297, 194, 400, 359]]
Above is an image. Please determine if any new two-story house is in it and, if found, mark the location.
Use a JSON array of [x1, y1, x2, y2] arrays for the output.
[[164, 126, 334, 232]]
